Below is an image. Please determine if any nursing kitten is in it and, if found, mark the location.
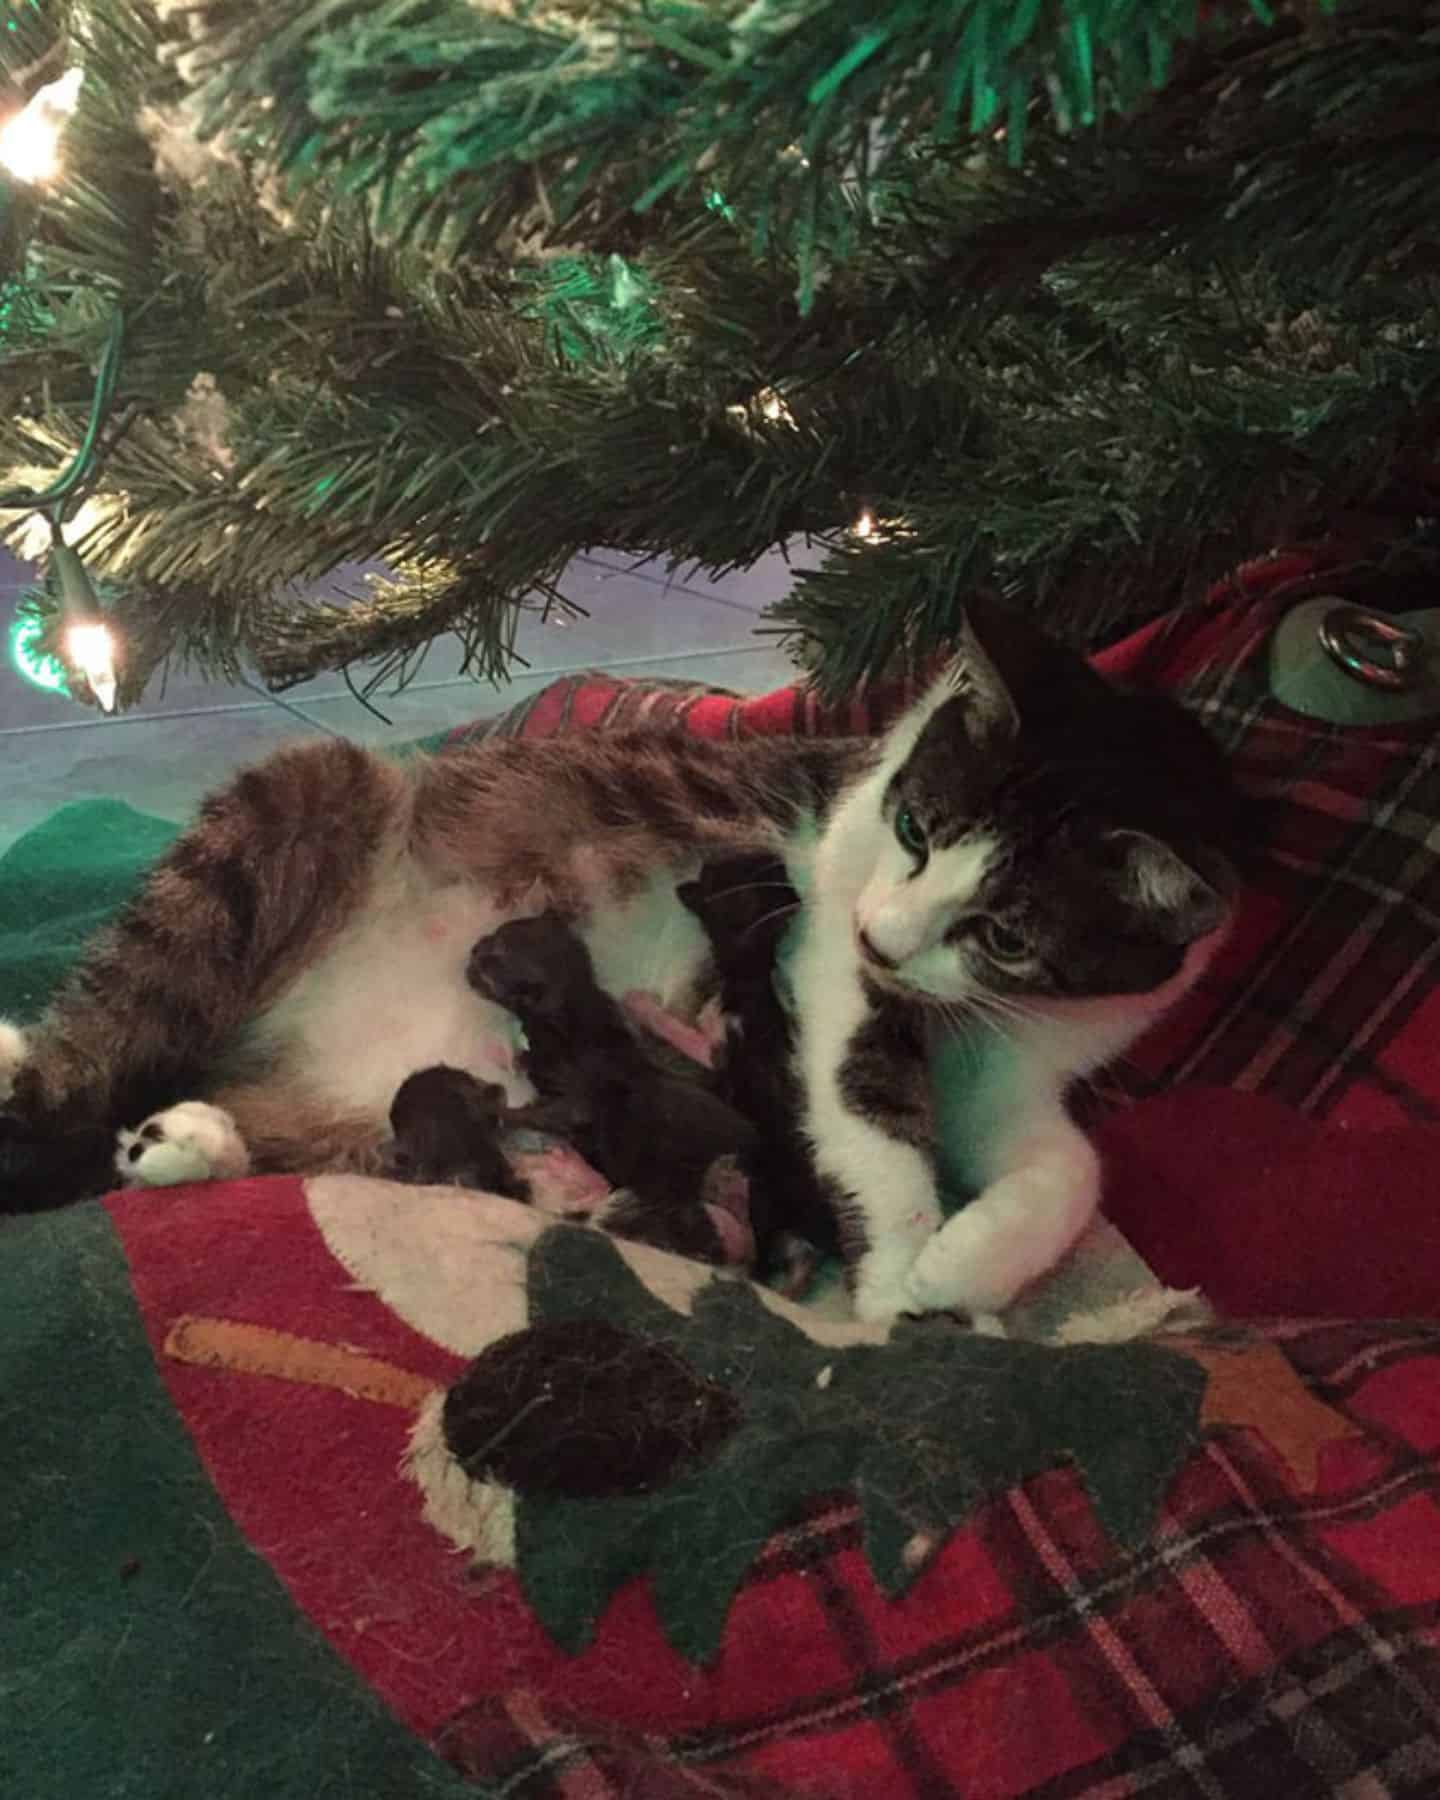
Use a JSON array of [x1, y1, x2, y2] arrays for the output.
[[466, 913, 761, 1266], [385, 1065, 531, 1201], [677, 856, 840, 1269], [0, 600, 1242, 1321]]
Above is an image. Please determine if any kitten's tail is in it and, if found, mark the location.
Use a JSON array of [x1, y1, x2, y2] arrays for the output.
[[1, 738, 406, 1209]]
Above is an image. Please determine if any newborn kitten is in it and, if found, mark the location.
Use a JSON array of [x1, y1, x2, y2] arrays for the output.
[[466, 913, 760, 1267], [386, 1065, 531, 1201], [677, 856, 840, 1276]]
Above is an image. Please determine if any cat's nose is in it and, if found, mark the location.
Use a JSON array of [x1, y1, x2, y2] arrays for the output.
[[857, 928, 897, 971]]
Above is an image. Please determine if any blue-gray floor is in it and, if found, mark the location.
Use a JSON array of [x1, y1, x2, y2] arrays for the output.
[[0, 548, 811, 850]]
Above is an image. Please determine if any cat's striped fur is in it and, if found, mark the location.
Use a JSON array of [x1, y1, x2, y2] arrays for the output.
[[0, 730, 866, 1202]]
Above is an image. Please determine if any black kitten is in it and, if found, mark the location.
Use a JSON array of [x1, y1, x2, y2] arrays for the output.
[[386, 1065, 531, 1202], [678, 856, 840, 1270], [467, 913, 760, 1266]]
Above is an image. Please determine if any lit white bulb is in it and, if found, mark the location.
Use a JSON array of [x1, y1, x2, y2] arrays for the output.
[[853, 508, 877, 541], [0, 69, 84, 185], [66, 620, 117, 714], [758, 388, 793, 425]]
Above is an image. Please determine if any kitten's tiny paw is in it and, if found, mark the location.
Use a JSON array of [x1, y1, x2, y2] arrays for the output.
[[0, 1018, 27, 1104], [116, 1101, 250, 1189]]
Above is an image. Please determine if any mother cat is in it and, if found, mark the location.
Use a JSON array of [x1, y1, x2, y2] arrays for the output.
[[0, 600, 1244, 1322]]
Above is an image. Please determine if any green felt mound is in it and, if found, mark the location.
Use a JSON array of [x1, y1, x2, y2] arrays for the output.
[[0, 800, 181, 1024], [1, 1200, 472, 1800]]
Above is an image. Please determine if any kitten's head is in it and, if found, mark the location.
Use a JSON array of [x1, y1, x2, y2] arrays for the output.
[[677, 855, 797, 970], [467, 913, 596, 1018], [848, 599, 1248, 1020]]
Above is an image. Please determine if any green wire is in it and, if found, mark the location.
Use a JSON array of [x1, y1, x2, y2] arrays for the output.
[[0, 304, 124, 521]]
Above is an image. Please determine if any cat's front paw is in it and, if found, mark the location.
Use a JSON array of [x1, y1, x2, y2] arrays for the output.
[[905, 1153, 1097, 1317], [851, 1243, 925, 1323], [0, 1018, 26, 1105], [905, 1206, 1026, 1316], [116, 1101, 250, 1190]]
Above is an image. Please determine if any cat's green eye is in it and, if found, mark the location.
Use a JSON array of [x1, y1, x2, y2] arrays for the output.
[[894, 806, 928, 860]]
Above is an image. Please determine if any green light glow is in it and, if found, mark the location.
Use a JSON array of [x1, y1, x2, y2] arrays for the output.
[[9, 611, 69, 695]]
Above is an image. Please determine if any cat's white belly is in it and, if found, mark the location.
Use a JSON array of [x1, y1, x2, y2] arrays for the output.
[[249, 853, 712, 1121], [252, 856, 524, 1117]]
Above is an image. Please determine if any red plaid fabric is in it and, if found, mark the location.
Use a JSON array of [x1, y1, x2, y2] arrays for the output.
[[112, 1166, 1440, 1800], [462, 1322, 1440, 1800], [1091, 558, 1440, 1126]]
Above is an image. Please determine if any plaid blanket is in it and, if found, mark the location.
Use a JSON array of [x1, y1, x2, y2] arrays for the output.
[[9, 553, 1440, 1800], [17, 1171, 1431, 1800]]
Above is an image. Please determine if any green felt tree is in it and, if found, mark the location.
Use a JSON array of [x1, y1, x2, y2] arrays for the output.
[[3, 2, 1438, 711], [462, 1227, 1207, 1663]]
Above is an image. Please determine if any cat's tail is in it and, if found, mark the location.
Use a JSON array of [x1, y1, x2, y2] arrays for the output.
[[0, 738, 407, 1210]]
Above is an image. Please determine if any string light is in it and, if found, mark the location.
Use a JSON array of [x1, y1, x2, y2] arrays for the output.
[[0, 69, 84, 186], [8, 611, 68, 697], [48, 528, 120, 714], [65, 619, 118, 713], [0, 308, 126, 713], [726, 385, 796, 433], [848, 507, 916, 545]]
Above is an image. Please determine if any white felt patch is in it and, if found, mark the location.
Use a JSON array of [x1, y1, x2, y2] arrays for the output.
[[303, 1174, 891, 1360], [405, 1390, 517, 1567]]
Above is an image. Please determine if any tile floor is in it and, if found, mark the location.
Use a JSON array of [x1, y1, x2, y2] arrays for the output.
[[0, 546, 817, 852]]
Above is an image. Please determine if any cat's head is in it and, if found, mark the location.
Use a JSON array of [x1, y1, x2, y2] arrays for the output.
[[847, 599, 1248, 1019]]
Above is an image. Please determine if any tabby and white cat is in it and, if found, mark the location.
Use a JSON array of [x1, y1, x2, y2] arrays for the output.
[[0, 602, 1243, 1321]]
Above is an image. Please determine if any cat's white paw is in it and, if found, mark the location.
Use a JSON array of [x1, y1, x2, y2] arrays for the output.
[[968, 1312, 1008, 1339], [851, 1242, 926, 1323], [0, 1018, 26, 1104], [906, 1153, 1098, 1317], [904, 1207, 1021, 1316], [116, 1101, 250, 1189]]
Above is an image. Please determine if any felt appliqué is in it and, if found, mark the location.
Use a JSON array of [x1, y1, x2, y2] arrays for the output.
[[1183, 1337, 1365, 1487], [442, 1226, 1209, 1664]]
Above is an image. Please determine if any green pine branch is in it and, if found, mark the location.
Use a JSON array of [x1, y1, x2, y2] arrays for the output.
[[5, 0, 1440, 709], [172, 0, 1303, 309]]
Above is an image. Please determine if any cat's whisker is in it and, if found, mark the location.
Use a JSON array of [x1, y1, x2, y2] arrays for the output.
[[702, 879, 798, 903], [740, 900, 802, 943]]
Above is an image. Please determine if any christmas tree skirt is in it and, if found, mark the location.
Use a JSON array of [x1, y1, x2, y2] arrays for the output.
[[9, 1170, 1440, 1799]]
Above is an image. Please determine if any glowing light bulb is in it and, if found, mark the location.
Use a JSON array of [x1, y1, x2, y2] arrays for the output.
[[9, 612, 68, 696], [853, 508, 877, 541], [0, 69, 84, 185], [758, 388, 793, 425], [66, 620, 117, 713]]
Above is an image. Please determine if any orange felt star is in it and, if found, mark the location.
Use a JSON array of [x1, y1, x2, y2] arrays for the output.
[[1176, 1338, 1362, 1489]]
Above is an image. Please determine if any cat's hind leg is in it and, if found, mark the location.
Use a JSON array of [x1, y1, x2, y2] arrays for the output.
[[3, 739, 404, 1207], [0, 1019, 26, 1103], [116, 1102, 250, 1188], [113, 1080, 386, 1191]]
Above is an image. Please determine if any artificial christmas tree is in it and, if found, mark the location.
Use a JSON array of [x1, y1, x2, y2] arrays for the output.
[[2, 0, 1437, 712]]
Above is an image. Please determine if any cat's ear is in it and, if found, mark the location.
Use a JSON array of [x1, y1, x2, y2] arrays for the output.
[[942, 599, 1021, 745], [1107, 830, 1230, 944]]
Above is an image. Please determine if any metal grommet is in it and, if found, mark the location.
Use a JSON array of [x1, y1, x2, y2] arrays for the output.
[[1318, 603, 1426, 692]]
